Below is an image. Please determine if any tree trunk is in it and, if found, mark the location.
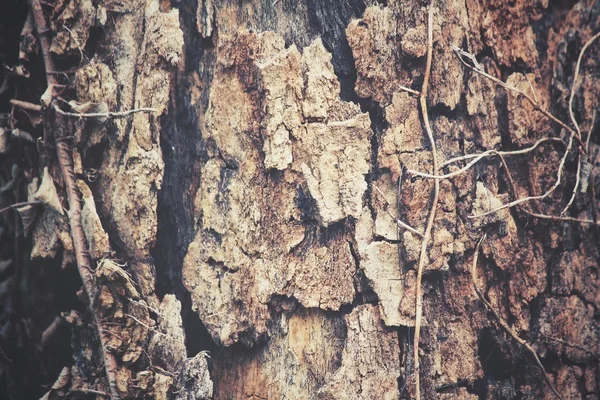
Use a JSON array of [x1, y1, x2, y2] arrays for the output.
[[1, 0, 599, 399]]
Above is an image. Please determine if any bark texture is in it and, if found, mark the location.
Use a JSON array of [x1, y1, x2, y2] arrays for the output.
[[0, 0, 599, 399]]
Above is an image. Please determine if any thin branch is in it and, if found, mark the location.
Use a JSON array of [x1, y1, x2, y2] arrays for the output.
[[0, 200, 42, 215], [561, 153, 581, 216], [398, 84, 420, 97], [471, 235, 563, 400], [585, 110, 596, 153], [9, 99, 42, 113], [27, 0, 58, 107], [55, 136, 121, 400], [71, 388, 111, 397], [26, 0, 121, 397], [413, 5, 438, 400], [469, 134, 574, 219], [498, 154, 599, 225], [451, 44, 586, 151], [54, 104, 157, 119], [373, 186, 424, 238], [439, 138, 564, 169], [568, 31, 600, 141], [10, 98, 156, 119], [539, 333, 598, 359]]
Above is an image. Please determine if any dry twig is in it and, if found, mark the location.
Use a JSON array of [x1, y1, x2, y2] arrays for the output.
[[470, 134, 574, 219], [0, 200, 42, 215], [568, 31, 600, 140], [10, 98, 156, 119], [497, 153, 599, 225], [439, 138, 565, 169], [373, 185, 424, 238], [413, 4, 438, 399], [27, 0, 59, 108], [471, 235, 563, 400], [451, 44, 585, 151], [54, 104, 157, 119], [26, 0, 121, 397]]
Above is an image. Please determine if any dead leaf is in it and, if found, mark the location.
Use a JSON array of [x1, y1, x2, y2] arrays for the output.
[[33, 167, 64, 215], [52, 366, 71, 390], [16, 204, 38, 236]]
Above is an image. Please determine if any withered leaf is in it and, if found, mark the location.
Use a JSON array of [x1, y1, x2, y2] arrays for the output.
[[16, 204, 38, 236], [51, 366, 71, 390], [33, 167, 64, 215]]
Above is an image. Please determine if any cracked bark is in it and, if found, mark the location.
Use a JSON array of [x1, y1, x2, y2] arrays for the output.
[[1, 0, 600, 399]]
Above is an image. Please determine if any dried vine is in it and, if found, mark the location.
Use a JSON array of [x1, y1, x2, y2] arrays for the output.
[[411, 4, 438, 399]]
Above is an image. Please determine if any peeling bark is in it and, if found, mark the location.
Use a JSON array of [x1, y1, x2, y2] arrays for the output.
[[1, 0, 599, 399]]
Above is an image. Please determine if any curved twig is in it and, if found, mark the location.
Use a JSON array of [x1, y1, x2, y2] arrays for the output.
[[471, 235, 562, 400], [413, 4, 438, 400]]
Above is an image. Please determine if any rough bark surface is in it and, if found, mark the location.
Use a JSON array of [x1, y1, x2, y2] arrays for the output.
[[0, 0, 599, 399]]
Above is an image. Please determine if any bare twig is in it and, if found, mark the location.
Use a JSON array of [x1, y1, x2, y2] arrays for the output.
[[471, 235, 563, 400], [71, 388, 111, 397], [10, 98, 156, 119], [26, 0, 121, 397], [54, 104, 157, 119], [9, 99, 42, 113], [413, 5, 438, 400], [497, 153, 599, 225], [27, 0, 59, 107], [568, 31, 600, 141], [451, 44, 586, 151], [561, 153, 581, 215], [585, 110, 596, 153], [0, 200, 42, 215], [560, 32, 600, 215], [55, 136, 121, 399], [398, 84, 420, 97], [469, 133, 574, 219], [539, 333, 598, 358], [439, 138, 565, 169], [373, 186, 424, 238]]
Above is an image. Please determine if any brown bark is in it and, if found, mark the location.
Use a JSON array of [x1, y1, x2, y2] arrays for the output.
[[0, 0, 599, 399]]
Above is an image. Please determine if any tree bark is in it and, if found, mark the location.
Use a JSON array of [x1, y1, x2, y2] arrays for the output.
[[0, 0, 599, 399]]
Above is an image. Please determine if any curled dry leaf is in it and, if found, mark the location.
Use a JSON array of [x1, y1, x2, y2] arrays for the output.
[[16, 167, 63, 235], [16, 204, 38, 236], [33, 167, 64, 215]]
